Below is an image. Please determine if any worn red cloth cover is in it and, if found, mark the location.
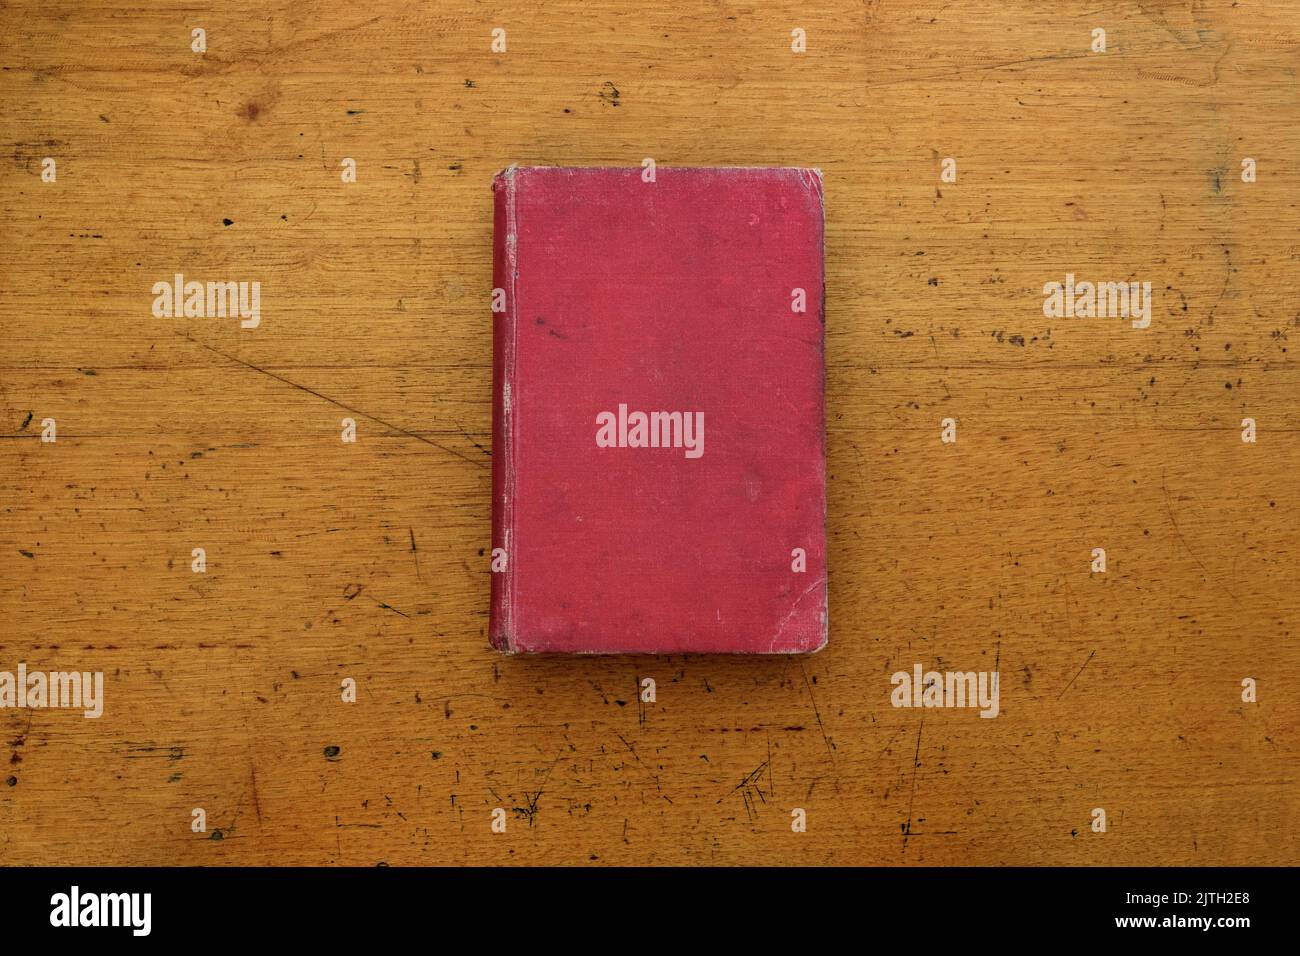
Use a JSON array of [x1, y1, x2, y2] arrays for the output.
[[490, 166, 826, 653]]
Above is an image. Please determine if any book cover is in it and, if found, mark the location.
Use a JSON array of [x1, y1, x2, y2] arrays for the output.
[[490, 166, 826, 654]]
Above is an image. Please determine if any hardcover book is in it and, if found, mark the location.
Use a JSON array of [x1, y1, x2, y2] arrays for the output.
[[490, 166, 826, 654]]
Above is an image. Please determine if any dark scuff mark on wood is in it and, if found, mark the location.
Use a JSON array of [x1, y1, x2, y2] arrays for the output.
[[597, 80, 621, 106]]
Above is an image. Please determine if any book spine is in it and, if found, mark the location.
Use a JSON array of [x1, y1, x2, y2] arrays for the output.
[[489, 168, 519, 652]]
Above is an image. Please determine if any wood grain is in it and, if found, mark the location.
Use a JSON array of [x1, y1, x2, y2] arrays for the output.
[[1, 0, 1297, 865]]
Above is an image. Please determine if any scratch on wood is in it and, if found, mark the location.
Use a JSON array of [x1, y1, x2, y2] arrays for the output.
[[799, 662, 835, 763], [902, 717, 924, 855], [1058, 649, 1097, 701], [175, 332, 486, 467]]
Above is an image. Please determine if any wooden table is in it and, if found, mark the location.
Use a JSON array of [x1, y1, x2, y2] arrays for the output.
[[2, 0, 1296, 865]]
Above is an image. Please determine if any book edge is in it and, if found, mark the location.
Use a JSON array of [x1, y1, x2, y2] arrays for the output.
[[490, 167, 521, 653]]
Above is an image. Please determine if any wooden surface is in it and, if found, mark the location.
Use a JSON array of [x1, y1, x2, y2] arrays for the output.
[[2, 0, 1297, 866]]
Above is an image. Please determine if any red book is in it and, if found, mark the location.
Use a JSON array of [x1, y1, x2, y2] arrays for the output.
[[490, 166, 826, 654]]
